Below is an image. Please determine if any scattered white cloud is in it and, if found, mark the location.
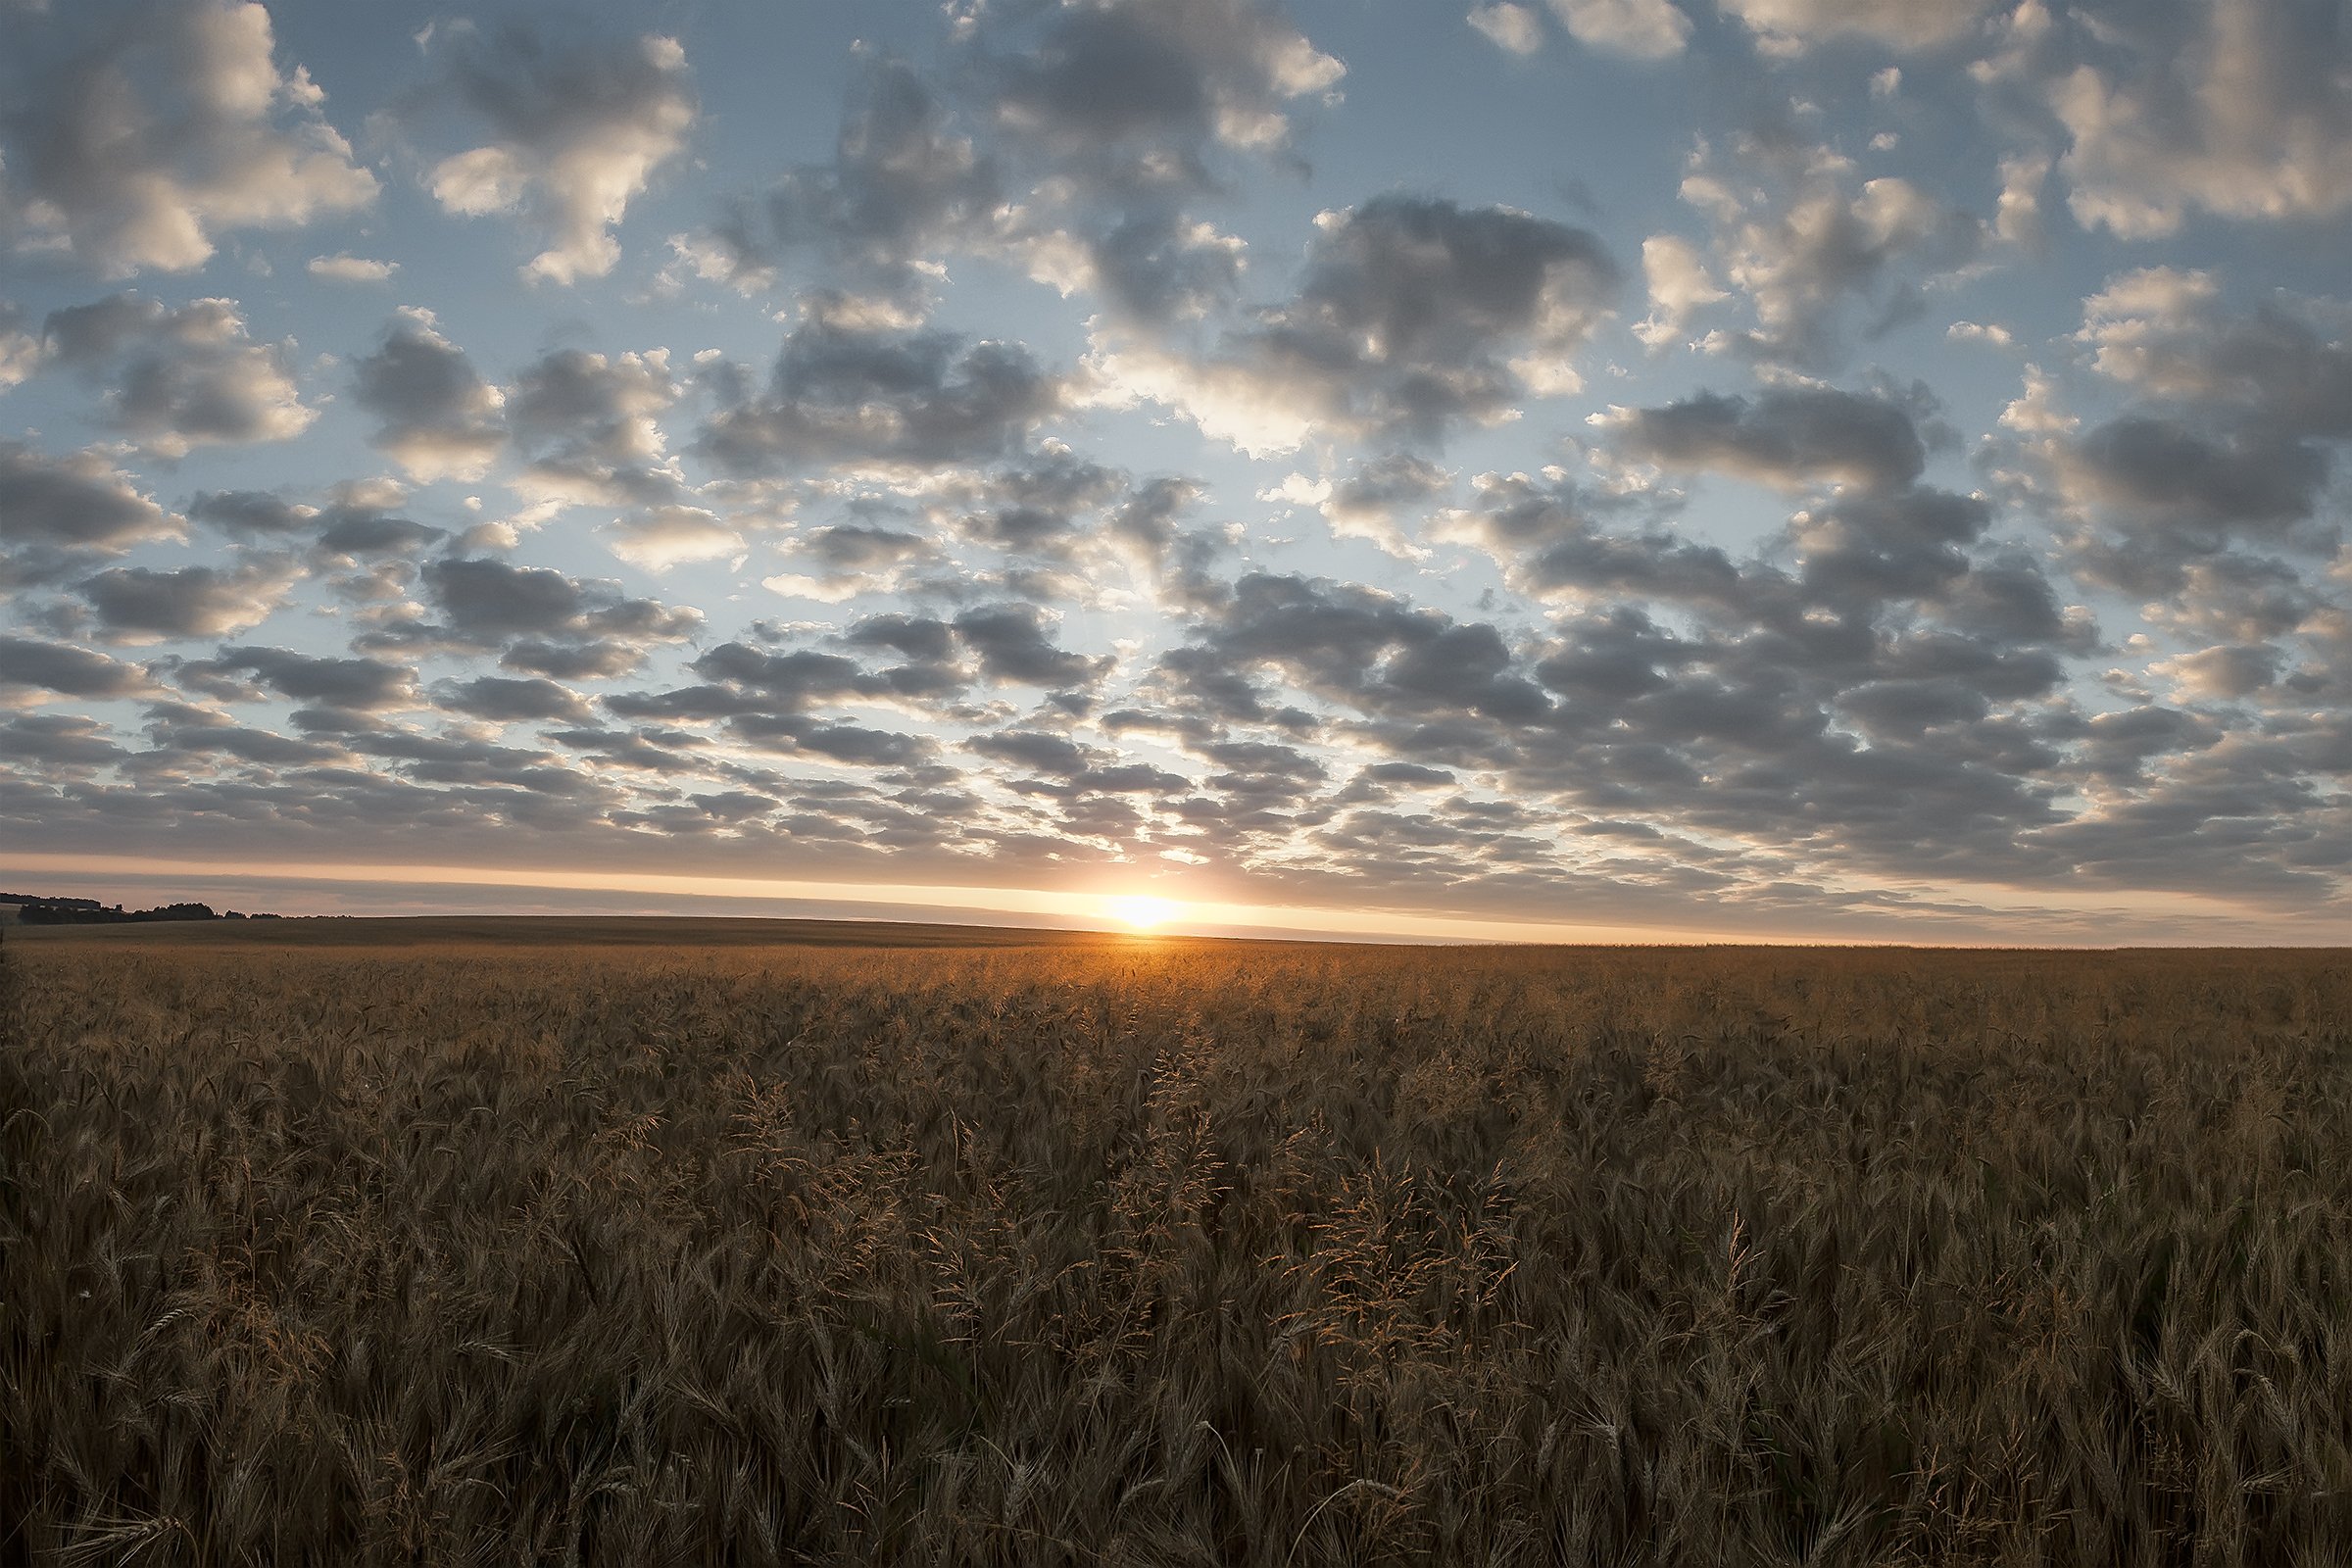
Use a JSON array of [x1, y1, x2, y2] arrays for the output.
[[1547, 0, 1690, 60], [1467, 3, 1545, 55], [307, 254, 399, 283]]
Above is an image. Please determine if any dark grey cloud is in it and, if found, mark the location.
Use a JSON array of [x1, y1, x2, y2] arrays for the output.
[[315, 514, 448, 561], [0, 633, 153, 698], [414, 556, 702, 658], [184, 486, 451, 568], [499, 639, 650, 682], [1167, 571, 1552, 731], [689, 60, 1003, 304], [1314, 453, 1452, 554], [433, 674, 598, 725], [38, 292, 313, 454], [176, 646, 416, 712], [133, 699, 344, 768], [0, 0, 375, 275], [0, 441, 178, 566], [979, 0, 1343, 194], [1111, 195, 1618, 451], [599, 599, 1109, 774], [0, 711, 126, 769], [505, 346, 679, 506], [700, 317, 1063, 474], [1063, 210, 1250, 326], [76, 562, 288, 642], [687, 10, 1301, 327], [952, 602, 1110, 690], [413, 20, 696, 282], [2077, 270, 2352, 439], [936, 450, 1125, 560], [2078, 418, 2321, 529], [351, 310, 506, 481], [185, 489, 312, 539], [1607, 384, 1927, 492], [2030, 272, 2352, 612], [1981, 0, 2352, 237], [967, 728, 1090, 777]]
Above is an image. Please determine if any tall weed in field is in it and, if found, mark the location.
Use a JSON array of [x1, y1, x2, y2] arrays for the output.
[[4, 934, 2350, 1564]]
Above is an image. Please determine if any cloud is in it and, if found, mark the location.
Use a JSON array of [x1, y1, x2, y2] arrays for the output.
[[0, 306, 38, 391], [762, 519, 943, 604], [176, 645, 416, 711], [0, 441, 179, 584], [1099, 195, 1617, 451], [609, 636, 943, 766], [432, 673, 596, 725], [506, 346, 679, 506], [980, 0, 1344, 191], [1632, 233, 1728, 349], [607, 601, 1111, 773], [950, 602, 1112, 690], [1025, 211, 1250, 327], [1676, 136, 1986, 368], [351, 308, 506, 481], [1546, 0, 1690, 60], [2065, 416, 2322, 530], [1946, 320, 2014, 347], [39, 292, 314, 455], [0, 633, 154, 699], [606, 506, 740, 570], [1310, 454, 1452, 556], [700, 316, 1064, 475], [2022, 270, 2352, 604], [1162, 572, 1551, 736], [306, 254, 398, 283], [0, 0, 375, 275], [76, 561, 291, 642], [919, 448, 1127, 564], [2150, 642, 2281, 700], [1467, 3, 1545, 55], [1717, 0, 1993, 54], [419, 555, 697, 644], [2044, 0, 2352, 236], [692, 3, 1326, 331], [2074, 268, 2352, 437], [1602, 384, 1927, 492], [385, 556, 702, 682], [0, 712, 127, 769], [685, 61, 1002, 306], [419, 23, 695, 282]]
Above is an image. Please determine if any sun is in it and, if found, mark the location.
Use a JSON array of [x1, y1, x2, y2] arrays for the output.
[[1102, 894, 1181, 931]]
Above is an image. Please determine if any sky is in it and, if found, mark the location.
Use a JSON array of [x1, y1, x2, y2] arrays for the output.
[[1, 0, 2348, 944]]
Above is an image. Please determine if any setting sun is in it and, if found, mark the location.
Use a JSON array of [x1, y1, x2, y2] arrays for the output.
[[1103, 895, 1181, 931]]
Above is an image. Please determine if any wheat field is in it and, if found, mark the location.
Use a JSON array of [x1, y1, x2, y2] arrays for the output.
[[4, 923, 2350, 1565]]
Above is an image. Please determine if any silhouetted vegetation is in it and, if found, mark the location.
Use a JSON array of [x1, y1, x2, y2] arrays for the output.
[[4, 928, 2349, 1563], [6, 897, 277, 924]]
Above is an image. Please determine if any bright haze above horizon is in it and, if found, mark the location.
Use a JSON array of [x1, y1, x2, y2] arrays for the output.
[[1, 0, 2348, 945]]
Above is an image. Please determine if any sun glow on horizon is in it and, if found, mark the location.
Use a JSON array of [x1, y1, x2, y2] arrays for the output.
[[1102, 894, 1182, 931]]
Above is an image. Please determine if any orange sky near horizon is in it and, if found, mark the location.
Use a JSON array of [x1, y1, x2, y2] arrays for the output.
[[6, 851, 2334, 948]]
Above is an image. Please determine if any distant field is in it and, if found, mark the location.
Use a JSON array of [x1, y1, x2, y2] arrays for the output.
[[5, 925, 2350, 1564]]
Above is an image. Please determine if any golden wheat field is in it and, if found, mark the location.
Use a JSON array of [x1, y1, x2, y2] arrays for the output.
[[4, 922, 2351, 1566]]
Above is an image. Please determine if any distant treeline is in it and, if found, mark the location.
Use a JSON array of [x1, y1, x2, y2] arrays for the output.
[[6, 896, 279, 924]]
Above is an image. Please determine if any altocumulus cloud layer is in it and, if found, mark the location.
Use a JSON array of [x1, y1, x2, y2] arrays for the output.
[[2, 0, 2348, 940]]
